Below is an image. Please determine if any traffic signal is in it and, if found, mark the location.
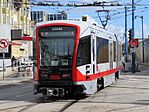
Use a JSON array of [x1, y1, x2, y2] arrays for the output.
[[82, 16, 87, 21], [128, 29, 133, 40]]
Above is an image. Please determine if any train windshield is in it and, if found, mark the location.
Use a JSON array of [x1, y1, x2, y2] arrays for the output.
[[39, 26, 76, 67]]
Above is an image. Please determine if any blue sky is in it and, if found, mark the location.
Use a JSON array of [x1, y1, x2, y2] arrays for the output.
[[31, 0, 149, 40]]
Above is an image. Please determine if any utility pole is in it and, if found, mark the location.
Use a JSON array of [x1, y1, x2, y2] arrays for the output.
[[141, 16, 145, 63], [125, 7, 128, 62], [132, 0, 136, 73]]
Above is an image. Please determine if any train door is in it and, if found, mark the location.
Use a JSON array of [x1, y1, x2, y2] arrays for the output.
[[91, 31, 96, 74], [85, 32, 96, 77], [78, 33, 98, 94], [109, 40, 113, 69]]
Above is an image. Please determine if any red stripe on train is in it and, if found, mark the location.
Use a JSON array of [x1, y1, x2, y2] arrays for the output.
[[73, 66, 122, 82]]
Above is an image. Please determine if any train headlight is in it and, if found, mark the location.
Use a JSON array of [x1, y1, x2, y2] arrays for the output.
[[62, 73, 71, 79], [40, 70, 49, 78]]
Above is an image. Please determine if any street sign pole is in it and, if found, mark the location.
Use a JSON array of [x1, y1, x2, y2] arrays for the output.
[[132, 0, 135, 73], [0, 39, 9, 80], [129, 38, 138, 73], [2, 51, 5, 80]]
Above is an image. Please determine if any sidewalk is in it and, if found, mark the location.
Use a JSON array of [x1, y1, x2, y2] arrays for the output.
[[0, 66, 33, 86], [67, 63, 149, 112], [122, 63, 149, 76], [0, 67, 18, 80]]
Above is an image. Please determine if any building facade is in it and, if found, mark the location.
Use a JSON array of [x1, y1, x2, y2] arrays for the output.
[[0, 0, 32, 65], [31, 10, 67, 23], [31, 11, 48, 23], [136, 38, 149, 63], [47, 13, 67, 21], [0, 0, 31, 35]]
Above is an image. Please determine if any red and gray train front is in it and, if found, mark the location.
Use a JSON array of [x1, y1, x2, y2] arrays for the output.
[[33, 24, 85, 97]]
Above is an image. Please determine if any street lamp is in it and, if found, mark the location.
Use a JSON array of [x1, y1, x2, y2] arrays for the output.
[[135, 15, 145, 63]]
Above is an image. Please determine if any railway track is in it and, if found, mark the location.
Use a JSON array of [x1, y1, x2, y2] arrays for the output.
[[57, 100, 78, 112], [0, 78, 86, 112], [0, 92, 86, 112]]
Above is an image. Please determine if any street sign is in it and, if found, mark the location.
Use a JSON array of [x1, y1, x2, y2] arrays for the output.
[[0, 39, 9, 53], [0, 48, 8, 53], [129, 38, 138, 48], [0, 39, 9, 48], [130, 47, 137, 53]]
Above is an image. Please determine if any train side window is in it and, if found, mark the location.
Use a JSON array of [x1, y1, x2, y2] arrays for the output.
[[96, 37, 109, 63], [77, 36, 91, 66]]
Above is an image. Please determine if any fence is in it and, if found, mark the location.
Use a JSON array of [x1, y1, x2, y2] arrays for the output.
[[18, 65, 33, 77]]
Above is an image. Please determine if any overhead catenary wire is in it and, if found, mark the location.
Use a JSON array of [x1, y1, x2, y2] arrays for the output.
[[1, 0, 147, 38], [1, 0, 149, 7], [63, 5, 149, 23], [6, 0, 148, 31], [109, 6, 149, 22]]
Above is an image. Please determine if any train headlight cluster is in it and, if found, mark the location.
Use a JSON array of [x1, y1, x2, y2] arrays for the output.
[[62, 73, 71, 79], [40, 70, 49, 79]]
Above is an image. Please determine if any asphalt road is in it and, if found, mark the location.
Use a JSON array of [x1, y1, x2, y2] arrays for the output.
[[0, 79, 79, 112]]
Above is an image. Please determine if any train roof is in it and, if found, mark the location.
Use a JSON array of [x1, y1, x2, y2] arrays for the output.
[[35, 18, 116, 41], [35, 19, 94, 28]]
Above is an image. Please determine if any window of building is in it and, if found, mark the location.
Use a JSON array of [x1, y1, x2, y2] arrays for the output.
[[21, 21, 24, 31], [37, 12, 40, 21], [34, 11, 37, 21], [40, 12, 43, 21], [96, 37, 109, 63], [21, 8, 24, 15], [7, 16, 10, 24], [24, 8, 26, 15], [31, 12, 33, 21], [3, 0, 5, 7], [54, 14, 57, 20], [63, 14, 67, 20], [11, 17, 14, 26], [77, 36, 91, 66], [6, 0, 9, 7], [50, 14, 53, 20], [13, 0, 21, 11], [11, 3, 14, 10], [57, 14, 61, 20], [3, 15, 6, 24]]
